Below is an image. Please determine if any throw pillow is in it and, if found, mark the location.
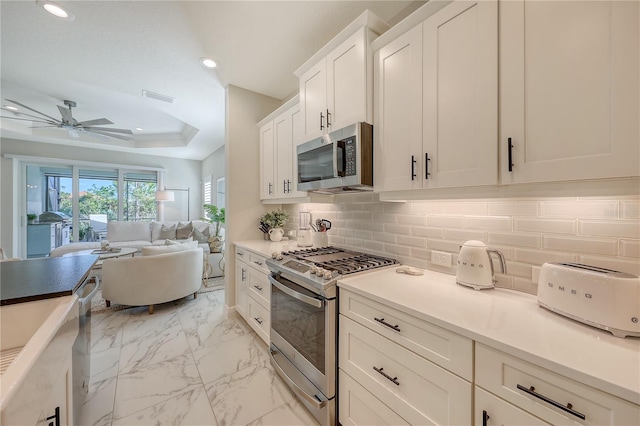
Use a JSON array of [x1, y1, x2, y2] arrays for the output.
[[176, 221, 193, 239], [165, 237, 193, 245], [141, 240, 198, 256], [159, 224, 177, 239], [191, 226, 210, 243]]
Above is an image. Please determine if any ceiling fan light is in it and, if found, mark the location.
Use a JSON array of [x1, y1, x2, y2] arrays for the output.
[[4, 105, 18, 111], [38, 1, 74, 21], [200, 58, 217, 69]]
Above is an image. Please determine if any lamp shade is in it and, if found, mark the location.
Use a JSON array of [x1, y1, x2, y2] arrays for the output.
[[155, 190, 175, 202]]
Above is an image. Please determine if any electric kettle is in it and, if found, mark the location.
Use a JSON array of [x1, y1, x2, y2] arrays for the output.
[[456, 240, 507, 290]]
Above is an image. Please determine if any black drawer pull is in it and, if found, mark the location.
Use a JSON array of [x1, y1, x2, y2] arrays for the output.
[[254, 260, 263, 266], [482, 410, 490, 426], [425, 152, 431, 179], [508, 137, 514, 172], [373, 366, 400, 386], [254, 285, 263, 291], [374, 317, 401, 332], [411, 155, 417, 180], [517, 384, 585, 420], [254, 317, 263, 324]]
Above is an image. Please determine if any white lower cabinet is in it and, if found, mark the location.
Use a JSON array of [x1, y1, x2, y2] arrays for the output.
[[475, 386, 551, 426], [339, 289, 472, 425], [235, 247, 270, 344]]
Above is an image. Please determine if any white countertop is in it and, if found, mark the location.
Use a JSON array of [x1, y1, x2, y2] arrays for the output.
[[338, 267, 640, 405], [234, 240, 317, 256]]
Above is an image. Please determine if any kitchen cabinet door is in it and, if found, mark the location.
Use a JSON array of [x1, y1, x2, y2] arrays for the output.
[[235, 260, 248, 318], [40, 355, 73, 426], [500, 0, 639, 184], [259, 121, 275, 200], [326, 28, 368, 132], [475, 387, 551, 426], [423, 0, 498, 188], [300, 59, 327, 140], [374, 25, 423, 191], [273, 110, 292, 198]]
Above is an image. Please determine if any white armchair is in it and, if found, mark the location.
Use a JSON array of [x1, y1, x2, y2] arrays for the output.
[[101, 247, 203, 314]]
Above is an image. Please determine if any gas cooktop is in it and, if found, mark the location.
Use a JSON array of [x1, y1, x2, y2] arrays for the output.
[[281, 246, 398, 275]]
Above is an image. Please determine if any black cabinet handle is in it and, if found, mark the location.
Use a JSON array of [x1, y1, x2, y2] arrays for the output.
[[254, 317, 263, 324], [411, 155, 417, 180], [286, 179, 291, 193], [47, 406, 60, 426], [241, 268, 246, 281], [326, 109, 331, 127], [482, 410, 490, 426], [268, 182, 273, 195], [517, 384, 586, 420], [373, 366, 400, 386], [254, 285, 263, 291], [425, 152, 431, 179], [508, 137, 513, 172], [320, 112, 324, 130], [374, 317, 401, 332]]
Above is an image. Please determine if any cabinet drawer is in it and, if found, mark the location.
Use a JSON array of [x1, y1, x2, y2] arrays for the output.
[[476, 344, 640, 425], [475, 386, 551, 426], [339, 369, 410, 426], [340, 289, 473, 380], [339, 316, 472, 425], [248, 252, 269, 274], [247, 296, 270, 344], [247, 269, 270, 308]]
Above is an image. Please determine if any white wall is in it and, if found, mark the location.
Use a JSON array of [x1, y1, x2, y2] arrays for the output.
[[0, 138, 202, 255], [285, 192, 640, 295], [225, 85, 281, 309]]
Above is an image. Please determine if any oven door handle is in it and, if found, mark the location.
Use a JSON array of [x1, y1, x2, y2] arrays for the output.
[[269, 275, 324, 308], [270, 346, 327, 409]]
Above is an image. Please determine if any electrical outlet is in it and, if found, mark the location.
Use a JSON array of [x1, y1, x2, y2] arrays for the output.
[[430, 250, 452, 267]]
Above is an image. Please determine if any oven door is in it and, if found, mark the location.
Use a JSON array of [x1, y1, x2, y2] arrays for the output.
[[269, 273, 335, 399], [297, 136, 343, 191]]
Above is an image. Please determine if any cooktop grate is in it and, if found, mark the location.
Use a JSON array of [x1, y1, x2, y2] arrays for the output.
[[282, 246, 397, 275]]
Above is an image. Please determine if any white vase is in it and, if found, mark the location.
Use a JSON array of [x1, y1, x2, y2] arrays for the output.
[[269, 227, 284, 242]]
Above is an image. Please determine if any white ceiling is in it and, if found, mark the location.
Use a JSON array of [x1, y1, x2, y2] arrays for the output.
[[0, 0, 420, 161]]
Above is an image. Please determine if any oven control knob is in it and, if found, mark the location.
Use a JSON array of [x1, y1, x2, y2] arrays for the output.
[[271, 252, 278, 259], [323, 270, 333, 280], [309, 265, 317, 274], [315, 268, 324, 276], [276, 254, 283, 261]]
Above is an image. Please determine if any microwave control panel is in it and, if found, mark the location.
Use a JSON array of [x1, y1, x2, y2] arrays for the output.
[[343, 136, 356, 176]]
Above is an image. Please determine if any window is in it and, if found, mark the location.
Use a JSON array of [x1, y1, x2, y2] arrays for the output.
[[203, 175, 212, 205], [124, 171, 157, 221]]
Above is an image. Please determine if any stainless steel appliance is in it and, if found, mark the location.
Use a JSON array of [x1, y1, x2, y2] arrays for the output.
[[456, 240, 506, 290], [267, 247, 397, 426], [537, 263, 640, 338], [297, 122, 373, 193]]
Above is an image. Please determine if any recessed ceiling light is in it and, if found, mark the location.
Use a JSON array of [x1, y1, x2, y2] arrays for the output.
[[135, 128, 144, 131], [4, 105, 18, 111], [200, 58, 217, 69], [37, 0, 74, 21]]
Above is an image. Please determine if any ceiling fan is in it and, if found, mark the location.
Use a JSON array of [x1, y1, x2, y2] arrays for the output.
[[1, 99, 134, 141]]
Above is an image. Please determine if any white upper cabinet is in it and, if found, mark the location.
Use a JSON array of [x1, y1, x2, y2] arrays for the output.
[[374, 25, 424, 192], [500, 0, 640, 184], [300, 28, 370, 140], [423, 0, 498, 188], [375, 0, 498, 192], [259, 121, 275, 200]]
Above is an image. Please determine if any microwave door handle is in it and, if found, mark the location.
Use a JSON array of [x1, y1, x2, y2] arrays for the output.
[[336, 140, 346, 177], [269, 275, 323, 308]]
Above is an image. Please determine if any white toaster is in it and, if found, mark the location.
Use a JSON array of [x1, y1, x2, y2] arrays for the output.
[[537, 263, 640, 338]]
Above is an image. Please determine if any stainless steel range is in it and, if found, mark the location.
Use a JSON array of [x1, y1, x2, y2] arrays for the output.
[[266, 246, 397, 426]]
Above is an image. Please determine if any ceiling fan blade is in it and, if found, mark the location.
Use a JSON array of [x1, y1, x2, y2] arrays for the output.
[[77, 118, 113, 126], [29, 125, 59, 128], [86, 129, 135, 141], [84, 126, 133, 134], [0, 115, 58, 125], [1, 107, 61, 125], [5, 99, 61, 122], [57, 105, 73, 124]]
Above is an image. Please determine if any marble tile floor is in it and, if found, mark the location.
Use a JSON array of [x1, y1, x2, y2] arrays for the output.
[[78, 290, 320, 426]]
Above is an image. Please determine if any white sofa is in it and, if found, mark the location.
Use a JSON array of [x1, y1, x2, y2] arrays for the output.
[[101, 245, 204, 314], [49, 220, 221, 257]]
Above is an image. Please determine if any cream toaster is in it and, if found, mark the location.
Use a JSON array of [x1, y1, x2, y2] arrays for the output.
[[537, 263, 640, 338]]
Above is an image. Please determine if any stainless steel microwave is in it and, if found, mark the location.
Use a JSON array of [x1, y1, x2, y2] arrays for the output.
[[297, 122, 373, 193]]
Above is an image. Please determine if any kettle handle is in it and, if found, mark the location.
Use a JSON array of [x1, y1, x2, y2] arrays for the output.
[[487, 249, 507, 274]]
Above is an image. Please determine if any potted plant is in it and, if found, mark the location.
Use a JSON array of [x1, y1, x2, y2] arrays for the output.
[[202, 204, 225, 252], [260, 209, 289, 241], [27, 213, 37, 224]]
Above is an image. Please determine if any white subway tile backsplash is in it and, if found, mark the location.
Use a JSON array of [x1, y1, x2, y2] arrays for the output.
[[543, 235, 617, 256], [488, 201, 539, 217], [287, 194, 639, 295], [444, 229, 487, 243], [397, 235, 427, 248], [384, 223, 412, 235], [577, 255, 640, 276], [464, 216, 512, 230], [489, 232, 540, 248], [542, 200, 618, 219], [427, 215, 464, 228], [620, 239, 640, 258], [579, 220, 640, 238], [621, 201, 640, 219], [514, 218, 577, 234]]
